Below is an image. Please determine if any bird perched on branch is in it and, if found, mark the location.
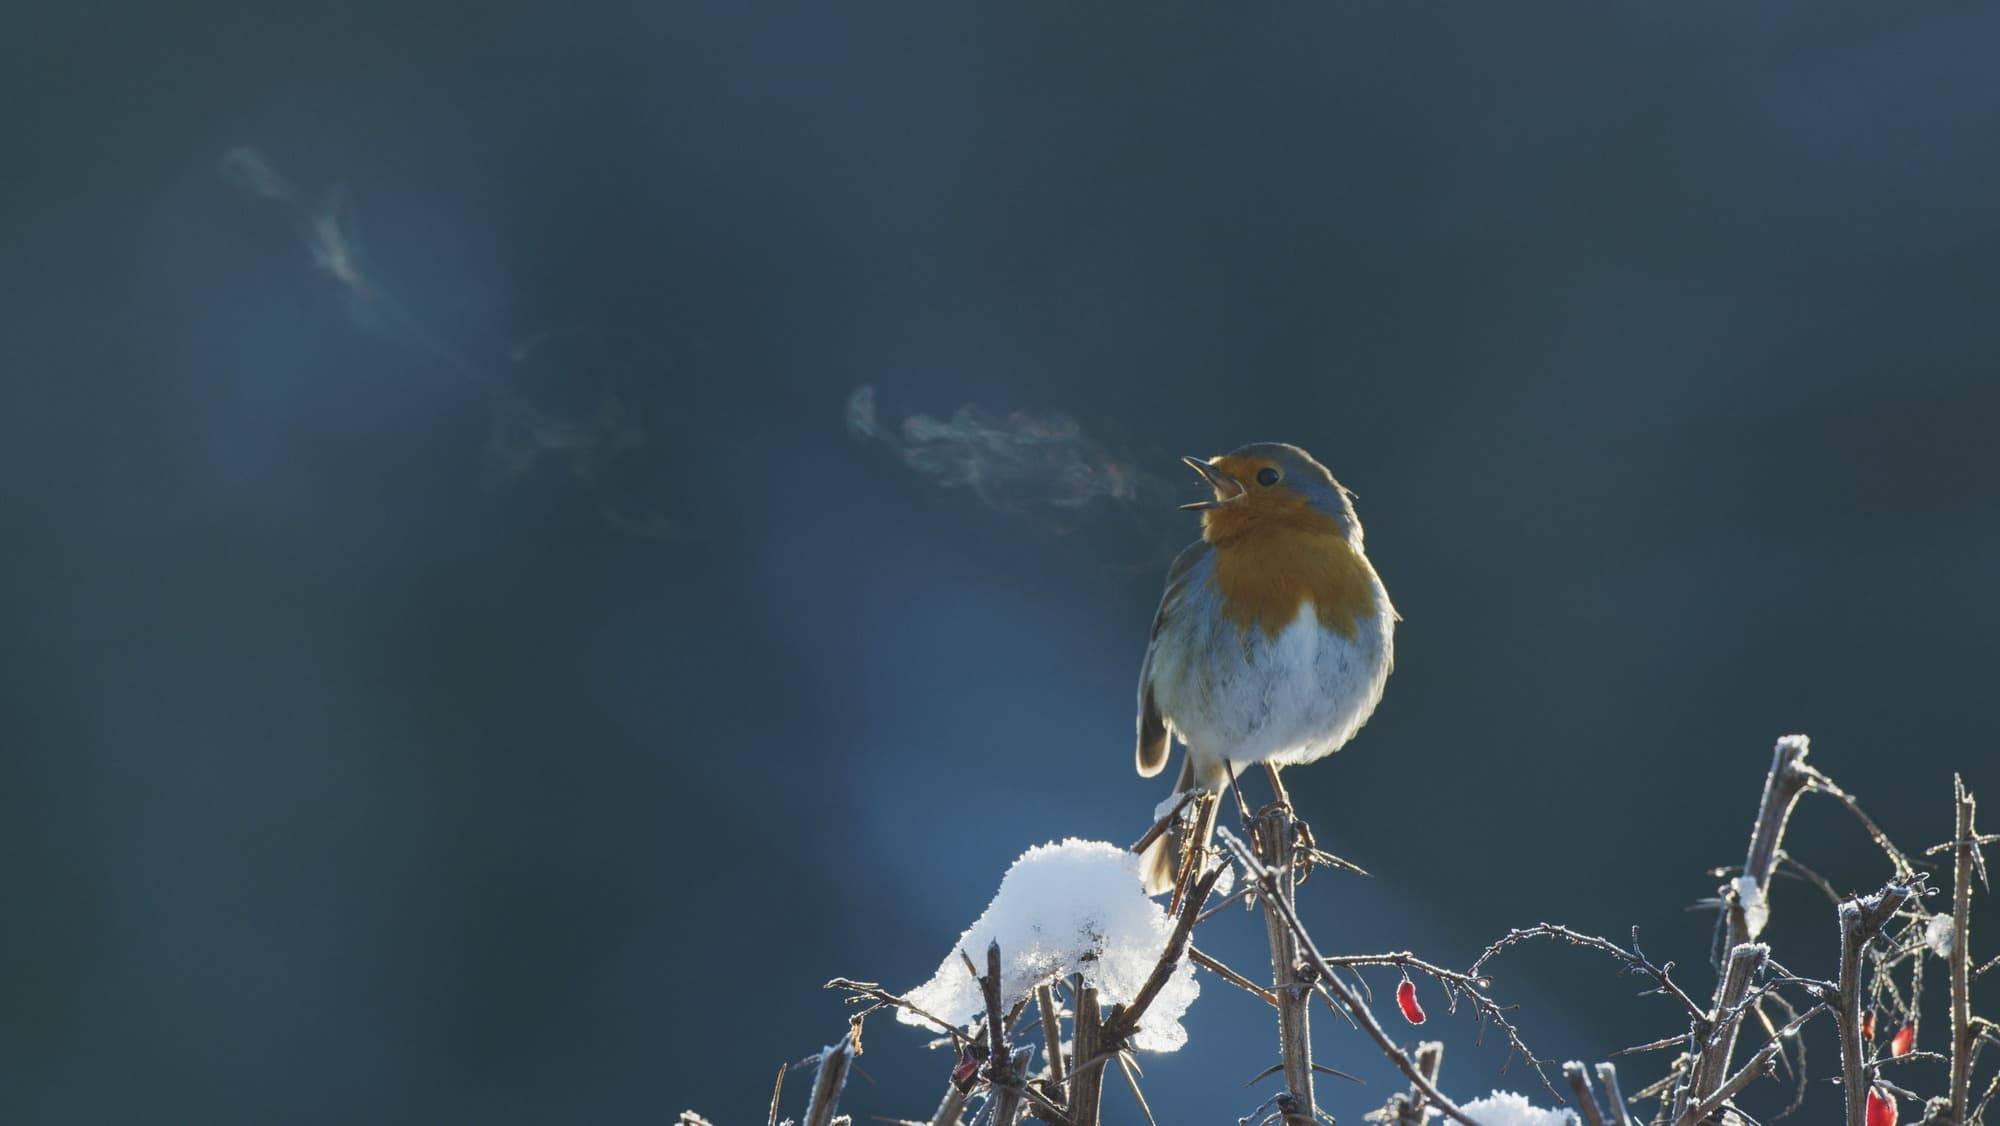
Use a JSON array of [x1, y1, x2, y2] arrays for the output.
[[1136, 443, 1396, 894]]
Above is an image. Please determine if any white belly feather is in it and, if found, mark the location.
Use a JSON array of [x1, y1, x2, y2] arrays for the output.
[[1148, 593, 1393, 790]]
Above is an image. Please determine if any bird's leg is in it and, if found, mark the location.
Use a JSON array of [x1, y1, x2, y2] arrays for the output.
[[1294, 819, 1321, 882], [1262, 764, 1328, 881], [1262, 763, 1293, 811], [1222, 761, 1255, 825]]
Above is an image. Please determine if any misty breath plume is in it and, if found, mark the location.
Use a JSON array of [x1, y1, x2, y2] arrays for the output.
[[900, 838, 1200, 1053], [847, 385, 1144, 511], [220, 147, 385, 325], [218, 147, 679, 538]]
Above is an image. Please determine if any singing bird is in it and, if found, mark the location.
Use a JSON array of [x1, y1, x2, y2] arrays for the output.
[[1136, 443, 1396, 893]]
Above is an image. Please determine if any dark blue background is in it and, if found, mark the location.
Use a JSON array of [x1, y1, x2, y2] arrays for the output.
[[6, 3, 1998, 1121]]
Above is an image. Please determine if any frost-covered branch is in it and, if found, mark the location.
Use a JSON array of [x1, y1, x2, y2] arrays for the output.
[[824, 979, 976, 1048], [1248, 802, 1316, 1124], [1593, 1062, 1632, 1126], [1318, 948, 1550, 1085], [1683, 942, 1769, 1119], [1675, 1002, 1828, 1126], [1472, 924, 1706, 1024], [1720, 735, 1814, 959], [1219, 828, 1489, 1126], [1099, 862, 1223, 1049], [804, 1031, 856, 1126], [1188, 945, 1279, 1007], [759, 736, 1989, 1126], [1949, 775, 1982, 1124], [1839, 879, 1925, 1126], [1367, 1040, 1446, 1125]]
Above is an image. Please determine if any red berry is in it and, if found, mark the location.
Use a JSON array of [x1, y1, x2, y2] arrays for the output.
[[951, 1048, 980, 1091], [1891, 1025, 1915, 1057], [1867, 1087, 1898, 1126], [1861, 1012, 1875, 1040], [1396, 978, 1426, 1025]]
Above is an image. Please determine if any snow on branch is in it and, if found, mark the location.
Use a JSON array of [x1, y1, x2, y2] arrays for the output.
[[898, 838, 1203, 1054], [1457, 1090, 1576, 1125], [735, 737, 1997, 1126]]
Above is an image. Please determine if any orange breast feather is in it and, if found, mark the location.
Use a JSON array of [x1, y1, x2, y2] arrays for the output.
[[1210, 524, 1377, 640]]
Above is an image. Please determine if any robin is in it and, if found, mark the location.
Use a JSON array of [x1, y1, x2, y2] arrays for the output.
[[1135, 443, 1397, 894]]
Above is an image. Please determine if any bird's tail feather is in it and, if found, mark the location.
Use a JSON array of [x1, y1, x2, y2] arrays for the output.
[[1140, 759, 1217, 896]]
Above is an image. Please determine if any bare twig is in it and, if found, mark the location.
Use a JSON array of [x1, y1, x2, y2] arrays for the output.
[[1975, 1061, 2000, 1124], [1102, 863, 1223, 1044], [1692, 731, 1810, 1114], [1320, 949, 1554, 1079], [1839, 882, 1923, 1126], [1595, 1062, 1633, 1126], [1473, 924, 1706, 1022], [1005, 1046, 1063, 1125], [1778, 853, 1844, 908], [1805, 766, 1917, 880], [805, 1031, 857, 1126], [1220, 829, 1488, 1126], [825, 979, 976, 1049], [1116, 1053, 1158, 1126], [1128, 790, 1196, 858], [1035, 983, 1066, 1096], [1412, 1042, 1446, 1121], [1686, 943, 1770, 1118], [770, 1062, 788, 1126], [979, 943, 1023, 1126], [1068, 979, 1105, 1126], [929, 1074, 970, 1126], [1614, 1033, 1687, 1058], [1370, 1041, 1446, 1125], [1066, 867, 1223, 1125], [1565, 1061, 1608, 1126], [1684, 739, 1917, 1121], [1722, 737, 1814, 959], [1190, 945, 1280, 1007], [1675, 1002, 1828, 1126], [1252, 804, 1314, 1124], [1950, 776, 1979, 1125]]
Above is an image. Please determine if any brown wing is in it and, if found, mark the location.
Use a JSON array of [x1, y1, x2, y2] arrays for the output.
[[1135, 541, 1208, 777]]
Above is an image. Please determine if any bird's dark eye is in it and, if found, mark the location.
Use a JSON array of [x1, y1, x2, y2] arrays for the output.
[[1256, 467, 1281, 487]]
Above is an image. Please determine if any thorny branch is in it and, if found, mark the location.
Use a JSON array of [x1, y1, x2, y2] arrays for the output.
[[1949, 776, 1983, 1124], [1839, 879, 1927, 1126], [1719, 736, 1815, 962], [777, 740, 1987, 1126], [1219, 828, 1493, 1125], [804, 1032, 857, 1126], [1675, 1002, 1830, 1126], [1319, 948, 1551, 1092], [978, 941, 1024, 1126], [1366, 1040, 1446, 1125], [1472, 924, 1707, 1022], [1073, 862, 1223, 1126], [824, 979, 976, 1050], [1248, 802, 1316, 1125], [1685, 942, 1771, 1119]]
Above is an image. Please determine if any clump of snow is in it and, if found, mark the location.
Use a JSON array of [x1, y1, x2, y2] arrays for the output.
[[1733, 874, 1769, 939], [900, 839, 1201, 1052], [1927, 913, 1957, 958], [1458, 1090, 1577, 1125]]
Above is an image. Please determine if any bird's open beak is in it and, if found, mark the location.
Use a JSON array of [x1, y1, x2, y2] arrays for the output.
[[1179, 456, 1245, 510]]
